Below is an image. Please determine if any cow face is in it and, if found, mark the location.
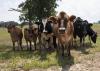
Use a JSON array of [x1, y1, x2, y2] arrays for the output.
[[42, 18, 47, 32], [44, 20, 53, 34], [7, 25, 15, 33], [91, 32, 97, 43], [7, 26, 13, 33]]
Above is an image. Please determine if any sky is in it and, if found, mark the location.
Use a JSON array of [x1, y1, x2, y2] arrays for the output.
[[0, 0, 24, 23], [0, 0, 100, 23]]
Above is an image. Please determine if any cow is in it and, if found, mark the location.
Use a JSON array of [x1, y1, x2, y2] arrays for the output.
[[57, 12, 76, 57], [57, 12, 76, 56], [35, 17, 57, 50], [39, 18, 54, 49], [7, 25, 23, 50], [73, 17, 88, 46], [24, 26, 38, 51], [73, 18, 97, 46]]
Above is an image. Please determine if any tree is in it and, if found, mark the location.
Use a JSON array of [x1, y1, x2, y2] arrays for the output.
[[19, 0, 59, 24], [9, 0, 60, 27], [98, 20, 100, 24]]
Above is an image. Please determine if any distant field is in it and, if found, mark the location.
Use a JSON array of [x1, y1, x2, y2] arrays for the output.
[[0, 24, 100, 71]]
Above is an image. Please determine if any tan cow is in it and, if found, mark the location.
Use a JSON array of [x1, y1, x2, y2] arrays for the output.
[[57, 12, 76, 57], [7, 25, 23, 50], [24, 26, 38, 51]]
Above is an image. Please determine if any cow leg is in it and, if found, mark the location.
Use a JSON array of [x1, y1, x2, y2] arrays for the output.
[[20, 40, 23, 50], [38, 34, 41, 50], [13, 42, 15, 51], [53, 36, 57, 49], [83, 37, 85, 46], [34, 41, 36, 50], [26, 41, 29, 50], [80, 37, 82, 47], [89, 36, 91, 44], [74, 35, 77, 47], [66, 44, 71, 57], [68, 44, 71, 56], [47, 37, 52, 50], [74, 35, 77, 46], [61, 44, 64, 57], [71, 39, 74, 48], [29, 41, 32, 51], [17, 41, 20, 51]]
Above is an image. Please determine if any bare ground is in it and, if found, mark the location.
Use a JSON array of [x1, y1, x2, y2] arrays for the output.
[[25, 51, 100, 71], [0, 51, 100, 71]]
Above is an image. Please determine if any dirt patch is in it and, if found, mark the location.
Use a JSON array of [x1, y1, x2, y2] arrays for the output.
[[28, 52, 100, 71]]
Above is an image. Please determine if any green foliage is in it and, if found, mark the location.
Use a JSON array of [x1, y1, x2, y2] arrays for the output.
[[18, 0, 59, 22]]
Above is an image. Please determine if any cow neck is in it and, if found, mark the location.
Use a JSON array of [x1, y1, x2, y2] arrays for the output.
[[66, 21, 74, 35]]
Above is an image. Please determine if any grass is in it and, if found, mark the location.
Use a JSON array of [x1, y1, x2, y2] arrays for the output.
[[0, 24, 100, 70]]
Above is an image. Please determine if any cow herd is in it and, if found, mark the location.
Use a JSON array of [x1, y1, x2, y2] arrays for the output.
[[7, 11, 97, 57]]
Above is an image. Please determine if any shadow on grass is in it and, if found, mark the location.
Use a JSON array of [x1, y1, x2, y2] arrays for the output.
[[0, 42, 94, 69], [0, 44, 55, 61], [73, 42, 95, 54], [56, 52, 74, 71]]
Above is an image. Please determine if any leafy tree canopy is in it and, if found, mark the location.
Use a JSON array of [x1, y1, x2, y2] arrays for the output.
[[18, 0, 59, 22]]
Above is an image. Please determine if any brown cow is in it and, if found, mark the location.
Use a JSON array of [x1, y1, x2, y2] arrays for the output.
[[57, 12, 76, 57], [24, 26, 38, 51], [7, 25, 23, 50]]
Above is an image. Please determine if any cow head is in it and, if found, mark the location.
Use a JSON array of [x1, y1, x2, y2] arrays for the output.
[[49, 16, 57, 24], [59, 11, 66, 19], [88, 23, 93, 27], [91, 32, 97, 43], [69, 15, 76, 22], [7, 24, 15, 33]]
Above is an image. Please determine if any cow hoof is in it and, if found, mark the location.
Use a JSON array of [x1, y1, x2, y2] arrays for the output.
[[62, 53, 64, 57], [67, 54, 71, 57]]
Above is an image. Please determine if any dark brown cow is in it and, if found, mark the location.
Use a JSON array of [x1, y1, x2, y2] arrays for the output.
[[7, 25, 23, 50], [24, 26, 38, 51], [57, 12, 76, 57]]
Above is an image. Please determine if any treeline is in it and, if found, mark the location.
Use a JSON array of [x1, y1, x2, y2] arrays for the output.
[[0, 21, 18, 27]]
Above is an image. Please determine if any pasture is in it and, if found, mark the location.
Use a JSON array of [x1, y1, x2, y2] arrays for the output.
[[0, 24, 100, 71]]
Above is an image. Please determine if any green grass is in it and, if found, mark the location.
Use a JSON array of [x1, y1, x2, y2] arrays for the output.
[[0, 24, 100, 70]]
